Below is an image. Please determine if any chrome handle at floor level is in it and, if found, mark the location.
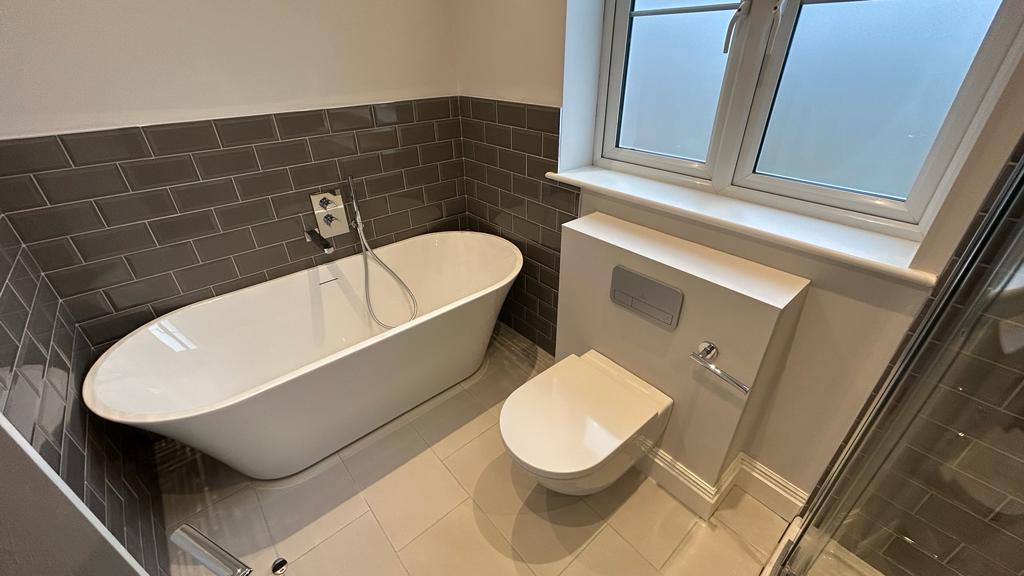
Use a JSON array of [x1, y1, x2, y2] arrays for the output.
[[171, 524, 253, 576], [689, 341, 751, 395]]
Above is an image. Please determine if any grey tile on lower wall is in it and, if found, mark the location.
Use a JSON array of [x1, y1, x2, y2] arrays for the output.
[[0, 215, 167, 575]]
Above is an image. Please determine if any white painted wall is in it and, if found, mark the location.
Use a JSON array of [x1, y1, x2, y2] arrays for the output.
[[0, 0, 459, 138], [451, 0, 567, 106], [0, 0, 570, 139]]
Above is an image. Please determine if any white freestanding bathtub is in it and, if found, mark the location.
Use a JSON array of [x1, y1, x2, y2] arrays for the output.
[[83, 232, 522, 479]]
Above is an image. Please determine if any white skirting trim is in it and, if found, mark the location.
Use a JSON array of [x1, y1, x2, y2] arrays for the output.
[[637, 441, 808, 521]]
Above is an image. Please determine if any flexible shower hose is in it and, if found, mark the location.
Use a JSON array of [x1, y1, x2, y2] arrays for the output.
[[346, 176, 419, 329]]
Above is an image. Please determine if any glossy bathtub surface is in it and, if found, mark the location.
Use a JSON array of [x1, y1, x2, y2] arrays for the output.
[[86, 232, 521, 422]]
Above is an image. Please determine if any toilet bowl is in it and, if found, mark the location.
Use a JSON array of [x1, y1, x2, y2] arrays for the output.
[[499, 350, 673, 495]]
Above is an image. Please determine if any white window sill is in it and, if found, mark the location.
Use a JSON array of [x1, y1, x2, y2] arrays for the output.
[[547, 166, 937, 288]]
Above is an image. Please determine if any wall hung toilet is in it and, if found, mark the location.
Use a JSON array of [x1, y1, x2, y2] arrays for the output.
[[499, 350, 673, 495]]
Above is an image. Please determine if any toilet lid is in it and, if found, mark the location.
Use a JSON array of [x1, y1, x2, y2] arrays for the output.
[[499, 353, 659, 480]]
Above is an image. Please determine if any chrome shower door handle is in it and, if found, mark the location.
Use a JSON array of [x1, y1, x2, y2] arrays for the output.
[[689, 341, 751, 395]]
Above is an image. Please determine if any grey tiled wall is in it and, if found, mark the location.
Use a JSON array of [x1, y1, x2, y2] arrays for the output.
[[0, 96, 576, 354], [0, 214, 168, 574], [832, 138, 1024, 576], [459, 97, 580, 354]]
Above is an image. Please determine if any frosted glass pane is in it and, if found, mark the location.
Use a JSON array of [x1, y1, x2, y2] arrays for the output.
[[618, 10, 733, 163], [756, 0, 1000, 200]]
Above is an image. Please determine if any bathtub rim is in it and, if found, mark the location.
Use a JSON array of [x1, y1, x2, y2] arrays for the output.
[[83, 231, 523, 425]]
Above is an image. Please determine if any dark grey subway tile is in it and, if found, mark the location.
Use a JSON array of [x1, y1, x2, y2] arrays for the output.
[[424, 180, 458, 203], [270, 189, 315, 218], [0, 137, 70, 176], [125, 242, 199, 279], [499, 149, 527, 175], [120, 155, 199, 190], [309, 133, 358, 161], [395, 225, 428, 242], [948, 545, 1016, 576], [380, 147, 420, 172], [488, 166, 512, 192], [193, 229, 255, 261], [168, 178, 239, 212], [372, 102, 415, 126], [233, 169, 292, 200], [352, 195, 389, 219], [513, 174, 542, 201], [60, 128, 150, 166], [289, 160, 340, 189], [213, 115, 278, 147], [255, 140, 311, 169], [415, 98, 451, 121], [526, 105, 560, 135], [8, 202, 106, 243], [81, 306, 154, 345], [364, 172, 405, 197], [327, 106, 374, 132], [0, 175, 47, 212], [71, 224, 155, 262], [95, 189, 177, 226], [285, 236, 326, 261], [339, 153, 382, 178], [173, 258, 238, 293], [356, 128, 399, 153], [104, 274, 180, 312], [439, 159, 463, 182], [212, 272, 267, 296], [59, 435, 86, 500], [274, 110, 329, 139], [48, 258, 134, 298], [419, 141, 453, 164], [371, 212, 411, 236], [511, 128, 543, 156], [193, 147, 259, 180], [148, 210, 219, 244], [443, 195, 467, 217], [496, 102, 527, 127], [27, 238, 82, 272], [470, 98, 497, 122], [957, 443, 1024, 500], [388, 189, 425, 212], [404, 165, 439, 187], [435, 118, 461, 141], [267, 258, 314, 280], [527, 156, 557, 181], [398, 123, 436, 147], [215, 198, 274, 230], [485, 124, 512, 148], [251, 217, 303, 247], [527, 200, 557, 229], [462, 119, 486, 143], [61, 292, 114, 324], [542, 134, 559, 161], [233, 245, 289, 276], [142, 121, 220, 156], [500, 191, 527, 217], [410, 203, 443, 227], [35, 164, 129, 204], [2, 374, 40, 440], [916, 495, 1024, 573], [151, 288, 213, 316]]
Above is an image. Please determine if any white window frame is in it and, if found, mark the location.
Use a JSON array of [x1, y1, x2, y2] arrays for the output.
[[595, 0, 1024, 236]]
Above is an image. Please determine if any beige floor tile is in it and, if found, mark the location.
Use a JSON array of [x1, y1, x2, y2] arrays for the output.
[[561, 526, 660, 576], [287, 513, 408, 576], [661, 520, 764, 576], [343, 425, 468, 549], [413, 388, 498, 460], [444, 426, 578, 522], [461, 338, 543, 410], [157, 446, 251, 530], [584, 467, 697, 568], [712, 487, 787, 560], [168, 488, 278, 576], [255, 455, 368, 560], [399, 500, 533, 576], [498, 499, 605, 576]]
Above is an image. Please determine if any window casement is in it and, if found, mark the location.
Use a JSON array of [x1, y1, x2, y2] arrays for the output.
[[596, 0, 1022, 233]]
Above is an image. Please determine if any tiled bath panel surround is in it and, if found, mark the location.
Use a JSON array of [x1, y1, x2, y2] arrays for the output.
[[0, 96, 577, 353], [0, 214, 169, 575]]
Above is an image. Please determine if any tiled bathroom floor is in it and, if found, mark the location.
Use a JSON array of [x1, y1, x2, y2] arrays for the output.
[[156, 323, 788, 576]]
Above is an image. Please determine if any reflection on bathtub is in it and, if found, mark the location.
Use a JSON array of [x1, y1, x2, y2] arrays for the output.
[[148, 321, 198, 353]]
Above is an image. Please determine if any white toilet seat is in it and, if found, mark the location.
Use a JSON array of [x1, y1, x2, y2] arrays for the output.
[[499, 350, 673, 494]]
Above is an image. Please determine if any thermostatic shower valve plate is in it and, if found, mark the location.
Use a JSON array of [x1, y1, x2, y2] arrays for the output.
[[310, 191, 349, 237]]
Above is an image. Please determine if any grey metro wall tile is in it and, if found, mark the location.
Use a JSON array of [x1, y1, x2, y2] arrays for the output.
[[60, 292, 114, 324], [27, 238, 83, 272], [233, 245, 289, 276], [70, 223, 156, 262], [309, 133, 358, 161], [356, 128, 399, 153], [173, 258, 238, 293], [81, 306, 155, 345], [125, 243, 198, 278], [233, 169, 292, 200], [372, 102, 415, 126], [327, 106, 374, 132], [48, 258, 134, 298], [169, 179, 239, 211], [60, 128, 150, 166], [0, 136, 71, 177], [215, 199, 274, 230], [120, 155, 199, 190], [142, 121, 220, 156], [255, 140, 311, 170], [148, 210, 220, 244], [213, 115, 278, 147], [95, 189, 177, 226], [193, 229, 255, 261], [274, 110, 329, 139], [192, 147, 259, 180], [35, 164, 129, 204], [289, 160, 340, 189], [104, 274, 180, 311], [0, 175, 47, 212], [414, 98, 451, 121], [8, 202, 106, 243]]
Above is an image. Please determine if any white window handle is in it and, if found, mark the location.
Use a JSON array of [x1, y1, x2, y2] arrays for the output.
[[723, 0, 752, 53], [767, 0, 791, 54]]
